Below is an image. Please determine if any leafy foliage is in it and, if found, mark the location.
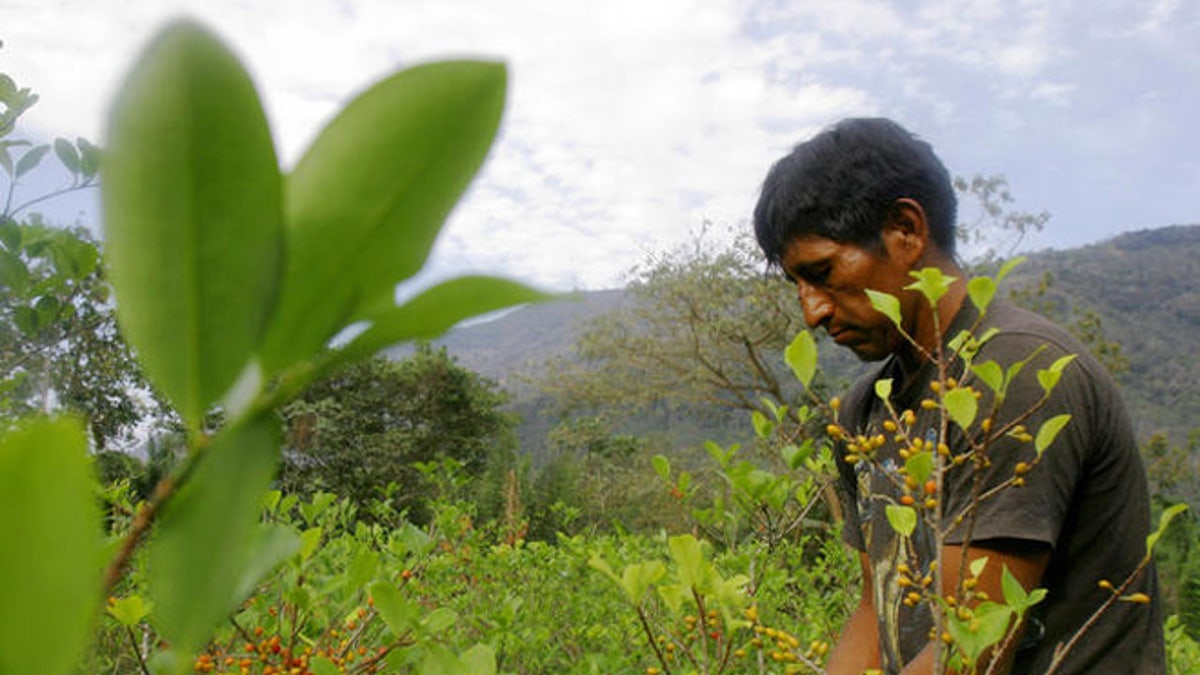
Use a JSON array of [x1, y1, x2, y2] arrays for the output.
[[1, 18, 546, 675], [1, 62, 155, 449], [279, 348, 517, 520]]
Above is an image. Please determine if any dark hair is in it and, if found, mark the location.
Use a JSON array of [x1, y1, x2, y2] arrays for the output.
[[753, 117, 957, 267]]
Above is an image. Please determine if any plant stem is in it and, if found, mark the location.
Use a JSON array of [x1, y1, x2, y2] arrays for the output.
[[125, 625, 152, 675], [1044, 557, 1150, 674], [636, 605, 673, 674]]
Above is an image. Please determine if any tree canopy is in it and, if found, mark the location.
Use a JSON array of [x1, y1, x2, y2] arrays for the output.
[[278, 346, 517, 518]]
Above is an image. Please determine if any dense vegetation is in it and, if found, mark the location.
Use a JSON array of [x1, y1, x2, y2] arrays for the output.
[[2, 21, 1198, 675]]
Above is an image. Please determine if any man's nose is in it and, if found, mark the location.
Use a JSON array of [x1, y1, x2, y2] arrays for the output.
[[798, 282, 833, 329]]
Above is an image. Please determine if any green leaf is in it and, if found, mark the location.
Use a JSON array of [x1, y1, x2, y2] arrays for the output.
[[370, 581, 416, 637], [1004, 344, 1047, 386], [905, 451, 933, 485], [309, 656, 342, 675], [652, 454, 670, 481], [232, 523, 301, 602], [107, 595, 153, 628], [299, 527, 323, 561], [967, 276, 997, 313], [905, 267, 956, 306], [1146, 503, 1189, 558], [875, 377, 893, 402], [102, 20, 284, 430], [784, 330, 818, 388], [885, 504, 917, 537], [421, 607, 457, 633], [996, 256, 1026, 282], [14, 143, 49, 177], [866, 289, 902, 327], [146, 417, 280, 661], [620, 561, 666, 603], [969, 556, 990, 579], [262, 60, 507, 372], [344, 549, 380, 592], [0, 250, 29, 294], [0, 217, 20, 250], [782, 440, 814, 470], [458, 644, 497, 675], [1037, 354, 1077, 393], [669, 534, 707, 591], [1001, 565, 1029, 608], [971, 361, 1004, 394], [77, 137, 101, 178], [751, 410, 774, 439], [54, 137, 81, 173], [943, 387, 978, 430], [0, 418, 102, 675], [331, 276, 553, 371], [947, 601, 1013, 664], [1034, 414, 1071, 457]]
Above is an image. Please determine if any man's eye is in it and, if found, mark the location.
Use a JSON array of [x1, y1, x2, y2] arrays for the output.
[[805, 266, 831, 285]]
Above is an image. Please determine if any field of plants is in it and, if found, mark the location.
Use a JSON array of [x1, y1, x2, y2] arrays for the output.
[[3, 17, 1199, 675]]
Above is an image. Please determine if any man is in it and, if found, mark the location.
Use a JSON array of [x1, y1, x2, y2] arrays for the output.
[[753, 118, 1164, 674]]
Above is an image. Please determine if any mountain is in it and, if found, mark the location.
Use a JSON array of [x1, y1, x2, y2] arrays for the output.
[[402, 224, 1200, 449]]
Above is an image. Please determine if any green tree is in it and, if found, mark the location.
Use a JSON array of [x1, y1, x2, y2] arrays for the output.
[[1, 67, 157, 449], [542, 226, 814, 421], [278, 347, 518, 520]]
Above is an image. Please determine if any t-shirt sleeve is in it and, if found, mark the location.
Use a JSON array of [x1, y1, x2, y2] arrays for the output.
[[942, 336, 1093, 549]]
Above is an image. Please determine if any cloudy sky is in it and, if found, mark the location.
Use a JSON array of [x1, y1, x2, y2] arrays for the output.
[[2, 0, 1197, 292]]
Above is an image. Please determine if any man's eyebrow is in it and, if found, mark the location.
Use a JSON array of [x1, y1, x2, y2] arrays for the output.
[[787, 260, 829, 282]]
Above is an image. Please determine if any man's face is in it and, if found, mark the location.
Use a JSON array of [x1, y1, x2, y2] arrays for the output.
[[779, 233, 916, 362]]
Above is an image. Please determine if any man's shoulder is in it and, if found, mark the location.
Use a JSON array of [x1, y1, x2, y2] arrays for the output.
[[976, 301, 1079, 352]]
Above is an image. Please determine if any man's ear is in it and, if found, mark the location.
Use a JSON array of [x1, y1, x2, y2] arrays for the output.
[[882, 198, 932, 266]]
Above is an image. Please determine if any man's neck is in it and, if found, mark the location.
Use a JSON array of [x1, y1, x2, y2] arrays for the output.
[[895, 264, 968, 384]]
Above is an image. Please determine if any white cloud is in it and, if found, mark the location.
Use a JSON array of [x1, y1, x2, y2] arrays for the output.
[[2, 0, 1197, 291]]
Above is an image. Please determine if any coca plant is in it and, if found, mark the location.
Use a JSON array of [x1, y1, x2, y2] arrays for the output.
[[0, 19, 547, 675]]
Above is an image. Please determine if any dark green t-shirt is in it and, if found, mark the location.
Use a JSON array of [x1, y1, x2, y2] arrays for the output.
[[836, 301, 1165, 674]]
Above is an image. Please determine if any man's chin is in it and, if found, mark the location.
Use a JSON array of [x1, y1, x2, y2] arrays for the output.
[[846, 343, 889, 362]]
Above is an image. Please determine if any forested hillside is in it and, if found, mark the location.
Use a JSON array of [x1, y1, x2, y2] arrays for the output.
[[418, 224, 1200, 448]]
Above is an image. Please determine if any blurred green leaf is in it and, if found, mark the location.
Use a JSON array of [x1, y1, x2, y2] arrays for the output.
[[14, 143, 49, 177], [331, 275, 552, 371], [669, 534, 707, 591], [943, 387, 978, 430], [906, 451, 933, 485], [54, 137, 80, 173], [102, 20, 283, 430], [263, 60, 507, 372], [232, 523, 301, 602], [905, 267, 956, 306], [885, 504, 916, 537], [78, 137, 101, 178], [421, 607, 457, 633], [1146, 503, 1189, 558], [784, 330, 818, 388], [0, 417, 102, 675], [107, 595, 153, 628], [1034, 414, 1071, 457], [866, 289, 902, 327], [146, 417, 280, 664], [971, 360, 1004, 395], [782, 440, 814, 470], [967, 276, 997, 313], [370, 581, 416, 637], [652, 454, 670, 481], [996, 256, 1026, 282]]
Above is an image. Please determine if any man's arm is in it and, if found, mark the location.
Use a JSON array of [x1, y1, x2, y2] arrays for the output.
[[825, 552, 882, 674], [899, 540, 1050, 675]]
